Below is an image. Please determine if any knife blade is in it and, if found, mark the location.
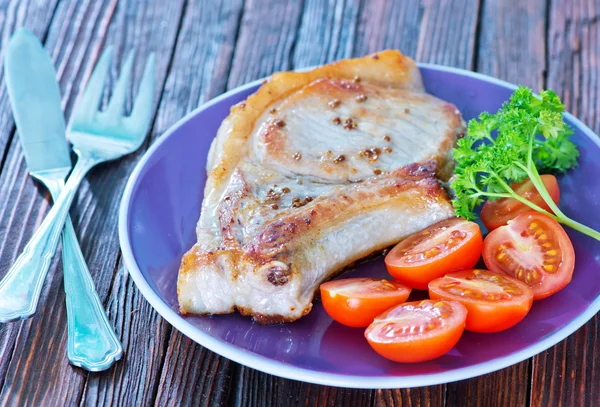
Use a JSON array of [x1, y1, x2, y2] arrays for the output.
[[5, 28, 71, 174]]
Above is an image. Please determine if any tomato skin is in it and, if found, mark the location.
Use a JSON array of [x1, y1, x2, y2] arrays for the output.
[[482, 212, 575, 300], [385, 218, 483, 290], [481, 175, 560, 231], [320, 278, 411, 327], [428, 269, 534, 333], [365, 300, 467, 363]]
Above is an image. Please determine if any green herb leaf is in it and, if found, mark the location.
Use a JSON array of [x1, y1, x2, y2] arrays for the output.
[[451, 86, 600, 241]]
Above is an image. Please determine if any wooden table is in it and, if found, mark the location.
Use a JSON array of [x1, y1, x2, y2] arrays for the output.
[[0, 0, 598, 405]]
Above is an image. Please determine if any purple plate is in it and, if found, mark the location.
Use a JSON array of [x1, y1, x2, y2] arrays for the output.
[[119, 64, 600, 388]]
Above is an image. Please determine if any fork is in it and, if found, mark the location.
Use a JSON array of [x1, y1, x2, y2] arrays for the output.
[[0, 48, 155, 325]]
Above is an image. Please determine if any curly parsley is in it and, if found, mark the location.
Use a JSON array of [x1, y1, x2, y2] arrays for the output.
[[451, 86, 600, 241]]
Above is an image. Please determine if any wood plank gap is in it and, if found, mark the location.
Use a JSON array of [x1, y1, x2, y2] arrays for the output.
[[160, 4, 249, 404], [288, 0, 306, 66], [525, 358, 533, 407], [543, 0, 552, 88], [229, 0, 246, 73], [126, 2, 190, 403], [471, 0, 485, 72], [20, 0, 121, 400], [101, 251, 122, 310], [0, 0, 102, 397], [528, 4, 553, 406], [224, 362, 243, 406], [148, 319, 173, 407]]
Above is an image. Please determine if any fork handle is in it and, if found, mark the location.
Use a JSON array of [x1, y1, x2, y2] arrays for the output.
[[0, 156, 96, 322], [44, 180, 123, 371]]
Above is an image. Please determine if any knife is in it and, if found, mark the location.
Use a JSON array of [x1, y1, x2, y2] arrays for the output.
[[3, 28, 122, 371]]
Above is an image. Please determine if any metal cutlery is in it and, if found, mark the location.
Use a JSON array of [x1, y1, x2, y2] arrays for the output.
[[0, 39, 155, 334], [3, 28, 124, 371]]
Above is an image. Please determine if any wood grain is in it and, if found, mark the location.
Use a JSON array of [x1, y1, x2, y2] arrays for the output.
[[442, 1, 548, 406], [223, 1, 377, 404], [226, 0, 304, 89], [530, 0, 600, 405], [356, 0, 480, 404], [0, 0, 186, 405], [446, 363, 531, 407], [79, 264, 172, 407], [476, 0, 547, 90], [0, 0, 62, 396], [291, 0, 361, 68], [149, 1, 245, 405], [0, 0, 599, 405]]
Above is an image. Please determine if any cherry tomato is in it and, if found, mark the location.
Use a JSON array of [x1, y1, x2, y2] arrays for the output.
[[385, 218, 483, 290], [365, 299, 467, 363], [481, 175, 560, 231], [320, 278, 412, 327], [482, 212, 575, 300], [428, 269, 534, 332]]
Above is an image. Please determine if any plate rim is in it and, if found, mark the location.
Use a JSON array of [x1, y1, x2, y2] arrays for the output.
[[118, 63, 600, 389]]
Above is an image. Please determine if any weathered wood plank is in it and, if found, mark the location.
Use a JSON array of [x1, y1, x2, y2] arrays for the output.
[[355, 0, 423, 59], [443, 1, 547, 405], [79, 264, 172, 407], [531, 0, 600, 405], [476, 0, 546, 91], [148, 1, 246, 405], [154, 333, 235, 407], [356, 0, 479, 404], [446, 363, 531, 407], [225, 0, 483, 405], [291, 0, 360, 68], [232, 366, 375, 407], [222, 1, 379, 405], [226, 0, 303, 89], [356, 0, 479, 68], [375, 386, 445, 407], [0, 0, 63, 395], [0, 0, 186, 404]]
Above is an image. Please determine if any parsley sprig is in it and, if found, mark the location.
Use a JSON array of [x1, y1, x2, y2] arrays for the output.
[[451, 86, 600, 241]]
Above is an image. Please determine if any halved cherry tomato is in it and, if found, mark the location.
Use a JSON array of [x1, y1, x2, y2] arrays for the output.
[[482, 212, 575, 300], [385, 218, 483, 290], [365, 299, 467, 363], [481, 175, 560, 231], [428, 269, 534, 332], [320, 278, 411, 327]]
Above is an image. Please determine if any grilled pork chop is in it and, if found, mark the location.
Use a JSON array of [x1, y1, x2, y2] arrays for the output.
[[178, 50, 465, 324]]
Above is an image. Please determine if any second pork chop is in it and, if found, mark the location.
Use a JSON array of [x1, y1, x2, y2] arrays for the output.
[[178, 50, 465, 323]]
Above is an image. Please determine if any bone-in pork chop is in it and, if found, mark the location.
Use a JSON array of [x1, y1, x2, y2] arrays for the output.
[[178, 50, 465, 324]]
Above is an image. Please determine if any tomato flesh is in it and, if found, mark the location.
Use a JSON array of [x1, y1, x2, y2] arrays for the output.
[[428, 269, 534, 332], [320, 278, 411, 327], [481, 175, 560, 231], [482, 212, 575, 300], [365, 299, 467, 363], [385, 218, 483, 289]]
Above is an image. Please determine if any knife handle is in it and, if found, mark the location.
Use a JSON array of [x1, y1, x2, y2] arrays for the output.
[[44, 179, 123, 371], [0, 157, 94, 322]]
